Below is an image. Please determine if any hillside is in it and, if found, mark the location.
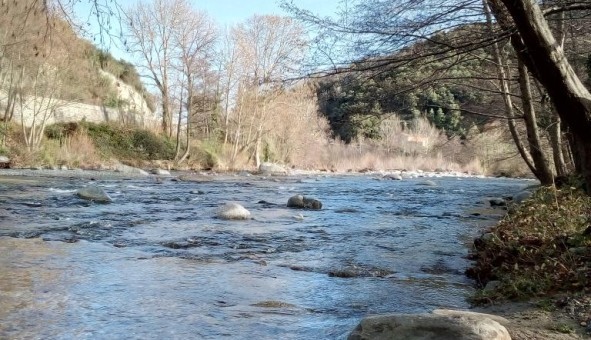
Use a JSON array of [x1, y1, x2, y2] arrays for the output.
[[0, 0, 154, 119]]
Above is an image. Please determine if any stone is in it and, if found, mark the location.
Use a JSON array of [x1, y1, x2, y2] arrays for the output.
[[384, 174, 402, 180], [348, 310, 510, 340], [76, 186, 112, 203], [489, 198, 506, 207], [216, 202, 251, 220], [512, 191, 533, 204], [483, 280, 502, 292], [60, 165, 69, 171], [151, 168, 171, 176], [419, 180, 437, 186], [114, 163, 149, 176], [0, 155, 11, 168], [287, 194, 322, 210], [259, 162, 287, 175]]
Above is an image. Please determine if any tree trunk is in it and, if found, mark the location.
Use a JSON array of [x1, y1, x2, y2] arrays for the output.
[[161, 88, 171, 137], [174, 87, 184, 160], [517, 59, 554, 184], [179, 78, 192, 163], [483, 0, 537, 174], [497, 0, 591, 191], [548, 114, 568, 177]]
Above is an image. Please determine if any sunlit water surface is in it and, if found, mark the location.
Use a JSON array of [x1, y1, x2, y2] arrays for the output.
[[0, 171, 529, 339]]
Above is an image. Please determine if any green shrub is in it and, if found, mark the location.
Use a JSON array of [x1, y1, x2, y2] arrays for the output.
[[80, 122, 174, 160]]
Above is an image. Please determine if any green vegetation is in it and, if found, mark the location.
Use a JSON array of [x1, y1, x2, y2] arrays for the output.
[[467, 185, 591, 304], [45, 122, 175, 161], [316, 31, 490, 143]]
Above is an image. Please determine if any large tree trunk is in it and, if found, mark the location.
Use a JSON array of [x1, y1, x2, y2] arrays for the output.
[[493, 0, 591, 191], [517, 59, 554, 184]]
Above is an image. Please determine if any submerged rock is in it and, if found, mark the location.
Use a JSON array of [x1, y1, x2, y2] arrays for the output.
[[287, 195, 322, 210], [76, 186, 112, 203], [348, 310, 510, 340], [251, 300, 296, 308], [419, 179, 438, 187], [489, 198, 507, 207], [384, 173, 403, 180], [216, 202, 251, 220]]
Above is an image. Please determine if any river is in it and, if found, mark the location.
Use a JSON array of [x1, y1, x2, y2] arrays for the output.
[[0, 170, 529, 339]]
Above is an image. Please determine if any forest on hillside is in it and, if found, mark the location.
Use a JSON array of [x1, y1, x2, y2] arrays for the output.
[[1, 0, 591, 185]]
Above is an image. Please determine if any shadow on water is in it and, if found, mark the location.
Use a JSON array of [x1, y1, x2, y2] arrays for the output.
[[0, 172, 529, 339]]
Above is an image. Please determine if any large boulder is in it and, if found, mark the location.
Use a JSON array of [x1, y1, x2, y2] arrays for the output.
[[259, 162, 287, 175], [76, 186, 112, 203], [348, 310, 511, 340], [287, 195, 322, 210], [217, 202, 251, 220]]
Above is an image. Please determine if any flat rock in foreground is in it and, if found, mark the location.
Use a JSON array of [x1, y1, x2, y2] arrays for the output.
[[348, 310, 511, 340]]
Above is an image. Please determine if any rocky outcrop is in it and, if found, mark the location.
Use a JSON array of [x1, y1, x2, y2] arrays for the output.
[[287, 195, 322, 210], [76, 186, 112, 203], [216, 202, 251, 220], [348, 310, 511, 340]]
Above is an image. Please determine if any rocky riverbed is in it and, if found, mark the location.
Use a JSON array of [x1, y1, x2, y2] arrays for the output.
[[0, 169, 534, 339]]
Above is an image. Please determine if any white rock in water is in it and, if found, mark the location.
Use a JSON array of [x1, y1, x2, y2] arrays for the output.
[[217, 202, 251, 220], [114, 164, 149, 176], [76, 186, 112, 203]]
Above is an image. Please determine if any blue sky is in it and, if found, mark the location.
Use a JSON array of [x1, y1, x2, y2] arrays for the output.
[[198, 0, 340, 24], [74, 0, 341, 60]]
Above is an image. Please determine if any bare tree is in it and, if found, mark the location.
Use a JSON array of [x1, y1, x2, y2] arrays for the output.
[[233, 15, 307, 167], [285, 0, 591, 188], [172, 5, 218, 162], [18, 63, 64, 151], [125, 0, 182, 137]]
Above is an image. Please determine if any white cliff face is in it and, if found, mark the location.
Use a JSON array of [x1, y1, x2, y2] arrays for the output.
[[2, 70, 159, 129], [98, 70, 155, 119]]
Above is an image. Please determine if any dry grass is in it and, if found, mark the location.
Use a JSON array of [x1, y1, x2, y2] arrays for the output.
[[55, 130, 102, 168], [468, 186, 591, 304]]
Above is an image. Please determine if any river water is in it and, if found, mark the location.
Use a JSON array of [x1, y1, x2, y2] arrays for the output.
[[0, 171, 528, 339]]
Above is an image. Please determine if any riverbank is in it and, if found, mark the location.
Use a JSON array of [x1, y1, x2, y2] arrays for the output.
[[468, 185, 591, 339]]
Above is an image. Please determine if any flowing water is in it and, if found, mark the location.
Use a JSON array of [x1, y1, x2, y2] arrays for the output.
[[0, 171, 529, 339]]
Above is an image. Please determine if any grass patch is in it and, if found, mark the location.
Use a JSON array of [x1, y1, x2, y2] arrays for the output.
[[45, 122, 175, 162], [467, 186, 591, 305]]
